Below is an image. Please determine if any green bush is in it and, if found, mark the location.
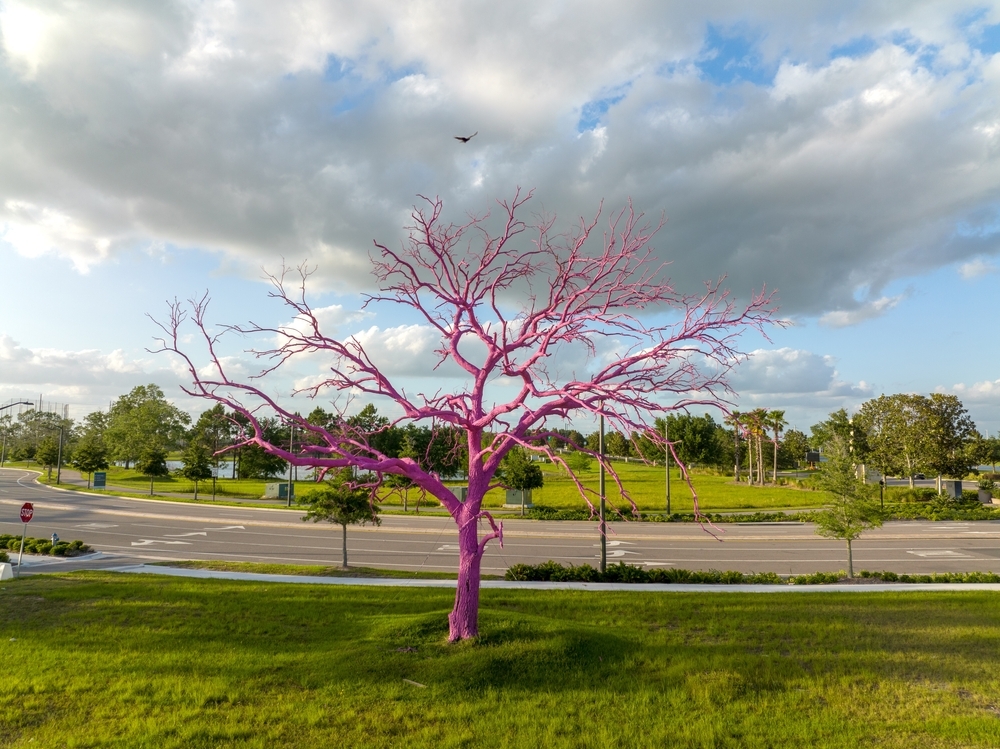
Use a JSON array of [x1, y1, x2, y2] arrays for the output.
[[0, 534, 92, 557], [504, 561, 784, 584]]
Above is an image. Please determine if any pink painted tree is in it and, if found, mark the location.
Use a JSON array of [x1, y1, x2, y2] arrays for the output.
[[155, 190, 775, 641]]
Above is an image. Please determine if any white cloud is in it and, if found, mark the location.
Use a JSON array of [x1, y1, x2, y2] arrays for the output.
[[959, 257, 998, 279], [818, 294, 906, 328], [730, 347, 871, 399], [2, 2, 1000, 319], [0, 333, 188, 417]]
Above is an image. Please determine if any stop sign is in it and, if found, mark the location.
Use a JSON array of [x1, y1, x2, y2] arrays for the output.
[[19, 503, 33, 523]]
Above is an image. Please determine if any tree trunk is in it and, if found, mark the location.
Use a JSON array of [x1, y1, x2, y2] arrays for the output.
[[772, 438, 778, 484], [747, 439, 754, 485], [342, 523, 348, 568], [449, 513, 483, 642], [87, 473, 92, 490], [194, 481, 199, 501], [149, 477, 154, 495], [847, 538, 854, 579]]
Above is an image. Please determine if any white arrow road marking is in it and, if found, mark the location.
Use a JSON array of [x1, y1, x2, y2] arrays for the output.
[[592, 541, 635, 547], [131, 540, 192, 546], [163, 532, 208, 538], [642, 562, 674, 567], [75, 523, 117, 529], [211, 526, 245, 530], [436, 544, 460, 551], [907, 550, 970, 558], [602, 550, 640, 558]]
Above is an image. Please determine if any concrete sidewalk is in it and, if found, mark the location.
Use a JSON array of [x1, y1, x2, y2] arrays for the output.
[[106, 563, 1000, 592]]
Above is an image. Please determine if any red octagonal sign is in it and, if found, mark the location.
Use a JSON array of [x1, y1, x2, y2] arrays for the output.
[[19, 503, 33, 523]]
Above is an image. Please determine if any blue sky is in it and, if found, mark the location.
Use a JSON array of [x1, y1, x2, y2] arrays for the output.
[[2, 1, 1000, 437]]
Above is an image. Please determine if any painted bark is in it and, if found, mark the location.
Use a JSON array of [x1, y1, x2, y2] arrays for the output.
[[154, 191, 776, 640]]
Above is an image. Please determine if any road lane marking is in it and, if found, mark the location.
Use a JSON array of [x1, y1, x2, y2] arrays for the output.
[[907, 550, 971, 558], [164, 532, 208, 538], [131, 540, 193, 547]]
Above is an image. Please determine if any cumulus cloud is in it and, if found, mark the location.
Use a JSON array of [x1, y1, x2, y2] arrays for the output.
[[730, 347, 871, 399], [818, 294, 907, 328], [0, 333, 187, 416], [3, 2, 1000, 314], [959, 257, 999, 279]]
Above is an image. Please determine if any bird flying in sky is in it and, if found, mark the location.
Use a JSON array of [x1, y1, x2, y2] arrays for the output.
[[454, 131, 478, 143]]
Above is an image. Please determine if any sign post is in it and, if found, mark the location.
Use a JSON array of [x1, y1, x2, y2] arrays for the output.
[[17, 502, 33, 576]]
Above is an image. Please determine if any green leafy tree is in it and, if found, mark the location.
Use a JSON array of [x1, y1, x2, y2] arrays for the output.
[[922, 393, 979, 482], [564, 450, 593, 473], [776, 429, 810, 470], [810, 409, 853, 453], [985, 436, 1000, 474], [659, 413, 724, 469], [813, 437, 883, 578], [301, 468, 380, 568], [135, 447, 170, 495], [71, 437, 109, 489], [105, 385, 190, 468], [36, 436, 60, 480], [500, 447, 544, 514], [605, 431, 630, 458], [181, 439, 214, 500]]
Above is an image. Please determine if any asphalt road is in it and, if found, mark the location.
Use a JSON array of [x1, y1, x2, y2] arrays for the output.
[[4, 468, 1000, 576]]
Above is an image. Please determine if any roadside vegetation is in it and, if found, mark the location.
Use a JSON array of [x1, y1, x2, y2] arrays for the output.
[[4, 573, 1000, 747]]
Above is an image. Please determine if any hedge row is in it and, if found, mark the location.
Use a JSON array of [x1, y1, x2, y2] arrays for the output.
[[0, 534, 92, 558], [503, 561, 1000, 585], [504, 561, 783, 584], [525, 506, 802, 523], [525, 501, 1000, 524]]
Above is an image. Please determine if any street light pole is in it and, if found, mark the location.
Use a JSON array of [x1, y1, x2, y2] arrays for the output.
[[599, 414, 606, 574], [665, 418, 671, 516], [55, 425, 64, 484], [286, 422, 295, 508]]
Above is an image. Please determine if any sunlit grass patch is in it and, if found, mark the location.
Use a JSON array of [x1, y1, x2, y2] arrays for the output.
[[3, 573, 1000, 746]]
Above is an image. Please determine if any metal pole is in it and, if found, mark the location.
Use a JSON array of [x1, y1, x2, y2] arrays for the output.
[[55, 426, 63, 484], [1, 433, 6, 467], [16, 525, 27, 576], [286, 423, 294, 507], [599, 414, 606, 574], [665, 418, 671, 516]]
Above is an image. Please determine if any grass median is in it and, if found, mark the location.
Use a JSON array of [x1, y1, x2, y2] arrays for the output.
[[28, 461, 825, 514], [3, 572, 1000, 747]]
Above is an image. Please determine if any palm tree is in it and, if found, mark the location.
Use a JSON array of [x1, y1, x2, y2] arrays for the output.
[[768, 409, 787, 484]]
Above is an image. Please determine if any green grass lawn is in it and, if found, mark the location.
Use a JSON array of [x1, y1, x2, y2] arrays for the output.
[[3, 573, 1000, 747], [27, 460, 826, 513]]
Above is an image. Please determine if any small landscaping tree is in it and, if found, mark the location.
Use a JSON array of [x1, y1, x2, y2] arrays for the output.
[[501, 447, 544, 515], [181, 438, 214, 500], [813, 437, 883, 578], [36, 436, 60, 480], [301, 468, 380, 568], [71, 437, 109, 489], [135, 447, 169, 495]]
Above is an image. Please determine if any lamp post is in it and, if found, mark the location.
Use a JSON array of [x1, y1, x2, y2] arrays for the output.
[[286, 421, 295, 507], [0, 402, 35, 467], [55, 425, 64, 484], [665, 418, 671, 516], [599, 414, 606, 574]]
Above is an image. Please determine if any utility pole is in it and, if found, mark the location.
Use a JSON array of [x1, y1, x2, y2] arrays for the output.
[[665, 417, 671, 516], [599, 414, 606, 573], [55, 425, 63, 484], [286, 422, 295, 507]]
